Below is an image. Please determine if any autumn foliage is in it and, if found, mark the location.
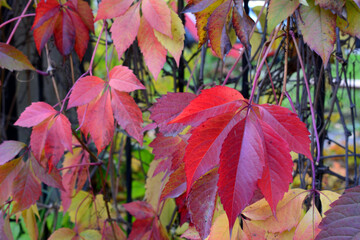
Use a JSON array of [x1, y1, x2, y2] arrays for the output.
[[0, 0, 360, 239]]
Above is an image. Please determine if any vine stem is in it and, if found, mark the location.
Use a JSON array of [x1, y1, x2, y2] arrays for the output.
[[264, 59, 278, 104], [279, 17, 290, 105], [89, 22, 106, 76], [222, 47, 245, 86], [289, 31, 320, 192], [0, 13, 35, 29], [58, 161, 103, 171], [6, 0, 33, 44], [248, 26, 281, 104]]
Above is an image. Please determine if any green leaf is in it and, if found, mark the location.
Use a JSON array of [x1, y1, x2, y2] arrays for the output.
[[268, 0, 300, 31]]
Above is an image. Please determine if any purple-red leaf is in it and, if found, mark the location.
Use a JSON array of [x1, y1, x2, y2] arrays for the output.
[[95, 0, 133, 21], [0, 141, 26, 165], [316, 185, 360, 239], [150, 92, 196, 136]]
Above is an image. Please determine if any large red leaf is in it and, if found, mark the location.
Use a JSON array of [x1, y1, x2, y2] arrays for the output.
[[77, 90, 114, 154], [187, 168, 219, 240], [12, 161, 42, 213], [257, 104, 312, 159], [160, 163, 186, 200], [111, 89, 143, 144], [142, 0, 172, 37], [110, 2, 140, 59], [316, 185, 360, 239], [256, 120, 293, 215], [14, 102, 57, 128], [218, 113, 265, 229], [30, 119, 52, 165], [183, 111, 239, 193], [137, 17, 167, 79], [32, 0, 94, 60], [95, 0, 133, 21], [67, 76, 105, 109], [108, 65, 145, 92], [0, 43, 35, 71], [150, 92, 196, 136], [169, 86, 244, 127], [0, 141, 26, 165]]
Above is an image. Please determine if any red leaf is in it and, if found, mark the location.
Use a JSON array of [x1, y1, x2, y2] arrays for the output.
[[128, 218, 168, 240], [150, 92, 196, 136], [257, 104, 312, 160], [183, 111, 239, 192], [0, 42, 35, 71], [149, 134, 187, 176], [30, 118, 53, 164], [160, 163, 186, 200], [110, 3, 140, 58], [61, 147, 89, 211], [0, 141, 26, 165], [142, 0, 172, 37], [109, 65, 145, 92], [44, 114, 73, 168], [187, 168, 219, 240], [169, 86, 244, 126], [0, 157, 24, 204], [67, 76, 105, 109], [14, 102, 57, 128], [218, 113, 265, 229], [32, 0, 94, 60], [123, 201, 155, 219], [111, 89, 143, 144], [12, 161, 42, 213], [256, 120, 293, 215], [138, 17, 167, 79], [77, 91, 114, 154], [31, 156, 63, 190], [95, 0, 133, 21]]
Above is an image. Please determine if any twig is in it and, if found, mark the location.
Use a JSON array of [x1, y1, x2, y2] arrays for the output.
[[6, 0, 32, 44]]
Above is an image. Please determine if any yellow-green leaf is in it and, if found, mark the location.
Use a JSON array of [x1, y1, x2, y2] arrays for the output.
[[154, 10, 185, 66], [298, 0, 336, 65], [0, 43, 35, 71]]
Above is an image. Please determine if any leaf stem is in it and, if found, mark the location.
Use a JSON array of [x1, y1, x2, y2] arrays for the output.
[[58, 161, 103, 171], [289, 31, 320, 191], [279, 17, 290, 105], [248, 26, 281, 104], [0, 13, 35, 29], [222, 47, 245, 86], [89, 22, 106, 76], [6, 0, 33, 44]]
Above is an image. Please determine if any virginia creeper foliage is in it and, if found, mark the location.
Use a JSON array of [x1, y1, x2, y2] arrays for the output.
[[0, 0, 359, 239]]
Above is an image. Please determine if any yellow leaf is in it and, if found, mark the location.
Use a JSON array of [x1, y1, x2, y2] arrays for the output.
[[79, 229, 102, 240], [320, 190, 341, 215], [294, 206, 321, 240], [159, 198, 176, 227], [242, 189, 307, 233], [207, 213, 248, 240], [48, 228, 76, 240], [0, 0, 11, 9], [145, 159, 167, 210], [154, 9, 185, 66], [22, 204, 39, 240], [194, 0, 225, 47]]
